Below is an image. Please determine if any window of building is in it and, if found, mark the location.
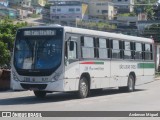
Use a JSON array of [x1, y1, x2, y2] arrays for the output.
[[56, 16, 59, 19], [81, 37, 95, 58], [96, 3, 101, 6], [61, 16, 66, 18], [52, 9, 56, 12], [57, 8, 61, 12], [76, 8, 80, 11], [69, 8, 75, 12], [102, 10, 108, 14], [102, 3, 108, 6]]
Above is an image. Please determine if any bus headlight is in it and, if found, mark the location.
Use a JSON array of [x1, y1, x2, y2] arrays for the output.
[[13, 72, 20, 81], [52, 73, 61, 82]]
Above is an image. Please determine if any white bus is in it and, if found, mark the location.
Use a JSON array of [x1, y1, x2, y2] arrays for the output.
[[11, 26, 155, 98]]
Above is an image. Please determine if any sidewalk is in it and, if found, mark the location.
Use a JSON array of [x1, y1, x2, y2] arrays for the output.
[[155, 76, 160, 80]]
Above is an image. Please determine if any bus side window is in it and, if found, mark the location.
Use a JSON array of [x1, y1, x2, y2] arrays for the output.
[[81, 36, 95, 59], [112, 40, 120, 59], [144, 43, 153, 60], [130, 42, 135, 59], [124, 41, 132, 59], [98, 38, 108, 59], [135, 43, 142, 60]]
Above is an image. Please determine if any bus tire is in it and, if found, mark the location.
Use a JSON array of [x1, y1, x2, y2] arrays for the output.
[[119, 75, 135, 92], [77, 77, 89, 99], [34, 91, 46, 98], [127, 75, 135, 92]]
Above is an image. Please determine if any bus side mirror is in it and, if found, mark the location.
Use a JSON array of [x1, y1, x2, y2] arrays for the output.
[[69, 41, 74, 51]]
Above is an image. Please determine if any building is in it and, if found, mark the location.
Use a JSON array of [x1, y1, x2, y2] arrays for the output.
[[32, 0, 47, 14], [88, 0, 114, 20], [49, 0, 88, 25], [8, 0, 33, 19], [0, 7, 17, 19], [8, 0, 31, 8], [112, 0, 134, 13], [42, 4, 50, 22], [117, 16, 138, 26], [32, 0, 47, 7]]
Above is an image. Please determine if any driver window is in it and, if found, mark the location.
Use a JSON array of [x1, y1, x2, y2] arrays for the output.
[[68, 41, 77, 59]]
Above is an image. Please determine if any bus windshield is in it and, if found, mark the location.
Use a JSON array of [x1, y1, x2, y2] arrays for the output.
[[14, 28, 63, 75]]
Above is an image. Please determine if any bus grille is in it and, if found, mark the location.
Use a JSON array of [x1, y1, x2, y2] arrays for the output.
[[20, 83, 47, 90]]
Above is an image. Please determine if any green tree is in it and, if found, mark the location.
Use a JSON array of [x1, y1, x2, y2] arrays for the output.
[[0, 18, 28, 67], [142, 24, 160, 42], [0, 41, 10, 67], [135, 0, 158, 20]]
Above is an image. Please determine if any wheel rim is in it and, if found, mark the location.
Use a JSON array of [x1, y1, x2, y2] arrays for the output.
[[80, 81, 88, 96]]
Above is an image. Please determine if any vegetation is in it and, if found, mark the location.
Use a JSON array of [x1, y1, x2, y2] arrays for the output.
[[29, 13, 40, 18], [44, 4, 51, 9], [0, 18, 28, 67], [118, 12, 136, 17], [135, 0, 158, 20], [142, 24, 160, 42], [77, 20, 116, 31]]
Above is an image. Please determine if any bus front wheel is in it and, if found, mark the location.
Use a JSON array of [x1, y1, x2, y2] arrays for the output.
[[77, 77, 89, 99], [34, 91, 47, 98]]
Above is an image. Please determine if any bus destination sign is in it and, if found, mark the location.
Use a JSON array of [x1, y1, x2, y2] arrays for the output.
[[24, 30, 56, 36]]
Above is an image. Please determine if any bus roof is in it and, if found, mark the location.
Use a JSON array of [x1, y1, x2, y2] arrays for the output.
[[19, 26, 153, 43], [63, 26, 153, 43]]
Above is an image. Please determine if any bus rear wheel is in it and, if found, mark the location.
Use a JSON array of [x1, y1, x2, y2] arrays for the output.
[[77, 77, 89, 99], [127, 75, 135, 92], [34, 91, 47, 98], [119, 75, 135, 92]]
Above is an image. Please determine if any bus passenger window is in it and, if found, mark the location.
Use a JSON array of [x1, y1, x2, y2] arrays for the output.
[[98, 38, 108, 59], [124, 41, 131, 59], [145, 44, 152, 60], [81, 36, 95, 58], [112, 40, 120, 59], [135, 43, 142, 60]]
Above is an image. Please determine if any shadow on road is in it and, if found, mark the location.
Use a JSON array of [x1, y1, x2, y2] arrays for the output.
[[0, 89, 145, 105]]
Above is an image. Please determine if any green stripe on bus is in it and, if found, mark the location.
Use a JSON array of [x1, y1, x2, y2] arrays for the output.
[[94, 62, 104, 65], [137, 63, 155, 69], [80, 62, 104, 65]]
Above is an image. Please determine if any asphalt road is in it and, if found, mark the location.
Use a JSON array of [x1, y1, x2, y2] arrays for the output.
[[0, 79, 160, 119]]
